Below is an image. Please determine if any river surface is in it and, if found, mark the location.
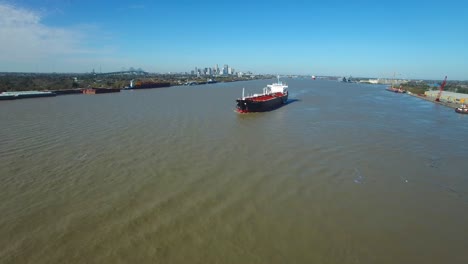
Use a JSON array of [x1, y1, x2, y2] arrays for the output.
[[1, 79, 468, 263]]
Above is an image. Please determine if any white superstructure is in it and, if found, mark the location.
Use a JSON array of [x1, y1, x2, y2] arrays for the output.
[[241, 76, 288, 100], [266, 75, 288, 94]]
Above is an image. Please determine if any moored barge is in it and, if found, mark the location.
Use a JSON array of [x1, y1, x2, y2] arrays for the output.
[[82, 88, 120, 94], [0, 91, 56, 100], [124, 80, 171, 90]]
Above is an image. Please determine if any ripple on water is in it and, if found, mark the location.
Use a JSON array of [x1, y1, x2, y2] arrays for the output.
[[1, 79, 468, 263]]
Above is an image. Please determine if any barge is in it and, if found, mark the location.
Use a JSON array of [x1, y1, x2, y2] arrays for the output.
[[82, 88, 121, 94], [0, 91, 56, 100], [124, 80, 171, 90]]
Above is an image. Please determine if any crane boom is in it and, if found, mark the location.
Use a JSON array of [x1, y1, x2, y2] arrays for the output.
[[435, 76, 447, 102]]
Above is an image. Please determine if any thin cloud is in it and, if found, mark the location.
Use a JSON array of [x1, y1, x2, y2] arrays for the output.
[[0, 4, 86, 58], [0, 3, 124, 72]]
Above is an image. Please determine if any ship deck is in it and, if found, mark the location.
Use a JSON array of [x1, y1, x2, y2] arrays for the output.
[[246, 92, 284, 102]]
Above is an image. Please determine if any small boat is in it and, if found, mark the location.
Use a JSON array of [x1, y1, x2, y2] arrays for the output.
[[385, 86, 406, 93], [235, 76, 288, 113], [455, 104, 468, 114]]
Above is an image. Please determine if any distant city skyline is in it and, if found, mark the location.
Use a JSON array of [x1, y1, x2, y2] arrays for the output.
[[190, 64, 245, 77], [1, 1, 467, 80]]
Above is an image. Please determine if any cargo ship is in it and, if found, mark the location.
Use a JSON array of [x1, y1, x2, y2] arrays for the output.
[[0, 91, 56, 100], [235, 76, 288, 113], [124, 80, 171, 90]]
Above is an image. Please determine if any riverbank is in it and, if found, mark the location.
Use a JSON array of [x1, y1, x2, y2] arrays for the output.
[[408, 93, 460, 109], [0, 72, 274, 93]]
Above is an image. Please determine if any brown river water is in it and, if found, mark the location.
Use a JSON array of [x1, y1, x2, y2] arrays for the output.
[[1, 79, 467, 263]]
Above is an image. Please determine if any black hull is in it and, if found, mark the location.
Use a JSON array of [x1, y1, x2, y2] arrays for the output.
[[0, 95, 16, 100], [17, 93, 56, 99], [125, 83, 171, 90], [52, 89, 83, 95], [236, 93, 288, 113]]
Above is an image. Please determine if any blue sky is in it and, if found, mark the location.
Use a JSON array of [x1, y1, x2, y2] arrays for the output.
[[1, 0, 467, 80]]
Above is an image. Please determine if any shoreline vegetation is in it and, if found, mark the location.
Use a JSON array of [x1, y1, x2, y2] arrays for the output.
[[0, 72, 276, 93]]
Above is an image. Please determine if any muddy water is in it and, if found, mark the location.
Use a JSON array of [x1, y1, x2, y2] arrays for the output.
[[1, 79, 467, 263]]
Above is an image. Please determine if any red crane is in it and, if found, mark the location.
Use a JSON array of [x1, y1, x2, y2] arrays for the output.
[[435, 76, 447, 102]]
